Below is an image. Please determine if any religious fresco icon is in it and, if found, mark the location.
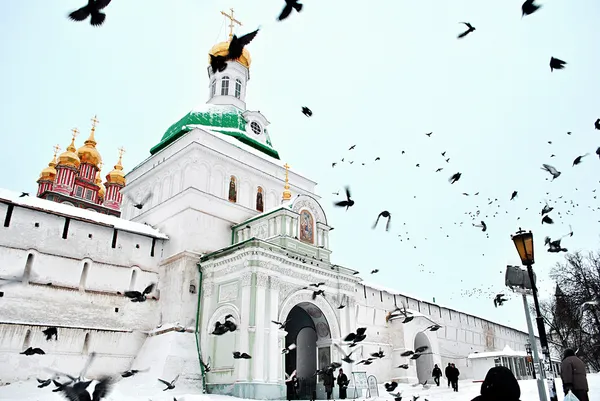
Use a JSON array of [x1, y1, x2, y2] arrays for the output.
[[299, 210, 314, 244], [228, 176, 237, 203]]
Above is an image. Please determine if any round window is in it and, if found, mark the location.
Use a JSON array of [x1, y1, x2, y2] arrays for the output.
[[250, 121, 262, 135]]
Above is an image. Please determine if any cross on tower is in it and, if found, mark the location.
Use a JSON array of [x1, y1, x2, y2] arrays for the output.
[[221, 8, 242, 41], [52, 144, 61, 157], [118, 146, 126, 160], [71, 128, 79, 139], [91, 115, 99, 128]]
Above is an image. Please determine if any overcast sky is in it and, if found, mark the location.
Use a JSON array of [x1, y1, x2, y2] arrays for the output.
[[1, 0, 599, 334]]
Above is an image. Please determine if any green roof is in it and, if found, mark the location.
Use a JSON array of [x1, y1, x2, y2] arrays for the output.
[[150, 104, 280, 159]]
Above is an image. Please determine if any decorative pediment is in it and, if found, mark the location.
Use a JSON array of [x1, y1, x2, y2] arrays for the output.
[[291, 195, 328, 225]]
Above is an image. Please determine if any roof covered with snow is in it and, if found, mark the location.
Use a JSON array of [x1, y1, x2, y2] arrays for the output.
[[0, 188, 168, 239], [468, 345, 528, 359], [150, 103, 280, 159], [361, 280, 530, 335]]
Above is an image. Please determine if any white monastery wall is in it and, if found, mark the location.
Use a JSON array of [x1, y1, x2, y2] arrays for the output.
[[0, 323, 144, 383], [354, 284, 537, 382], [0, 202, 166, 384]]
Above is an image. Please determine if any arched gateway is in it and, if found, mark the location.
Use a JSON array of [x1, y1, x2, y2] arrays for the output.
[[279, 290, 341, 400]]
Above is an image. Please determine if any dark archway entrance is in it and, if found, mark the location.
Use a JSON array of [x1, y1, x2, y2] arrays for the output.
[[414, 332, 433, 383], [284, 302, 331, 400]]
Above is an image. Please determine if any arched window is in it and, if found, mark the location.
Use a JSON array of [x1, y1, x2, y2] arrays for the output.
[[221, 76, 230, 96], [228, 176, 237, 203], [79, 262, 90, 291], [82, 333, 90, 354], [210, 80, 216, 97], [235, 79, 242, 99], [22, 329, 32, 350], [299, 210, 314, 244], [23, 253, 34, 284], [256, 187, 264, 212], [129, 269, 138, 291]]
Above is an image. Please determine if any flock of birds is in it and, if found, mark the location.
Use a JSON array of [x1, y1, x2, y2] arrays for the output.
[[1, 0, 595, 400]]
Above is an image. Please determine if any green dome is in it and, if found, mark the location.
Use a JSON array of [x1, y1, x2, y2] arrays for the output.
[[150, 104, 280, 159]]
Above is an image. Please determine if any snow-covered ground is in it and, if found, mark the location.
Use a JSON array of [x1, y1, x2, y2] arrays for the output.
[[0, 374, 598, 401]]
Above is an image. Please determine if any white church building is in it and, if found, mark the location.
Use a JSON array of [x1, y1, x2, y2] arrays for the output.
[[0, 13, 540, 399]]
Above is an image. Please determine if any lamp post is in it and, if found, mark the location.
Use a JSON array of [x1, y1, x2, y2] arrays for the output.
[[525, 341, 536, 379], [511, 229, 558, 401]]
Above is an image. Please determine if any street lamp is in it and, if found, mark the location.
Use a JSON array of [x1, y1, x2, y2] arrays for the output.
[[511, 229, 558, 401]]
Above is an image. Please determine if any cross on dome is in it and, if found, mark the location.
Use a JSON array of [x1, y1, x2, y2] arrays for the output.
[[71, 127, 80, 139], [118, 146, 126, 160], [221, 8, 242, 41], [282, 163, 292, 201], [52, 144, 61, 158], [91, 115, 100, 128]]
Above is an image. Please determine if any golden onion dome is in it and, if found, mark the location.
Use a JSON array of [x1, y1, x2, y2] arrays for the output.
[[208, 41, 251, 69], [77, 117, 102, 168], [58, 133, 81, 169], [38, 152, 58, 182], [105, 148, 126, 186], [95, 171, 106, 199]]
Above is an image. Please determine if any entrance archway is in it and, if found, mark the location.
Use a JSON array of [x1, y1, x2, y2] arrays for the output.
[[284, 302, 332, 400], [414, 332, 433, 383]]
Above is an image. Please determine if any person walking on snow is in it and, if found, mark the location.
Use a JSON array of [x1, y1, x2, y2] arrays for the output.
[[432, 364, 442, 386], [561, 349, 589, 401], [450, 363, 460, 392], [337, 368, 349, 399], [445, 363, 452, 387]]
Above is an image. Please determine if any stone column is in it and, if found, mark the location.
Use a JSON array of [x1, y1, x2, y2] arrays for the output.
[[238, 272, 253, 381], [324, 230, 329, 249], [345, 298, 356, 375], [253, 272, 269, 382], [268, 277, 281, 383]]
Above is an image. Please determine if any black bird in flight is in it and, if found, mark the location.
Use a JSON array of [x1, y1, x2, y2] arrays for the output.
[[493, 293, 508, 308], [541, 164, 561, 180], [20, 347, 45, 356], [510, 191, 518, 201], [210, 29, 259, 73], [271, 319, 290, 330], [334, 187, 354, 210], [158, 375, 179, 391], [457, 22, 476, 39], [36, 378, 53, 388], [127, 192, 153, 210], [42, 327, 58, 341], [68, 0, 112, 27], [349, 145, 356, 150], [573, 153, 589, 166], [302, 107, 313, 117], [373, 211, 391, 231], [473, 221, 487, 232], [425, 132, 433, 137], [124, 283, 155, 302], [595, 118, 600, 130], [278, 0, 303, 21], [542, 215, 554, 224], [385, 381, 399, 392], [522, 0, 541, 16], [449, 172, 462, 184], [550, 57, 567, 72], [344, 328, 367, 345], [233, 352, 252, 359], [541, 204, 554, 216], [20, 192, 29, 197], [121, 368, 149, 378], [333, 343, 361, 363]]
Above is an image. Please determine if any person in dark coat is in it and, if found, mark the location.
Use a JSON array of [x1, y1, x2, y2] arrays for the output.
[[337, 368, 349, 399], [445, 363, 452, 387], [322, 368, 335, 400], [561, 349, 590, 401], [471, 366, 521, 401], [432, 364, 442, 386], [450, 363, 460, 392]]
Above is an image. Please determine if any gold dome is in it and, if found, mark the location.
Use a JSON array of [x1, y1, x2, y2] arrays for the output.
[[105, 147, 126, 186], [58, 130, 81, 169], [208, 41, 251, 69], [96, 171, 106, 199], [77, 116, 102, 168], [38, 148, 59, 182]]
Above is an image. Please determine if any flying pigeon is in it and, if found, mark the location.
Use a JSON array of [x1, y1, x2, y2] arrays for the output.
[[541, 164, 561, 180], [233, 352, 252, 359], [302, 107, 312, 117], [373, 211, 391, 231], [68, 0, 112, 27], [334, 187, 354, 210], [124, 283, 155, 302], [457, 22, 476, 39], [550, 57, 567, 72], [522, 0, 541, 16], [278, 0, 303, 21], [158, 375, 179, 391], [449, 172, 462, 184]]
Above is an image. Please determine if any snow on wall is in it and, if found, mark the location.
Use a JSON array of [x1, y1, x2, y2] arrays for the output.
[[0, 323, 146, 384], [0, 202, 165, 270]]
